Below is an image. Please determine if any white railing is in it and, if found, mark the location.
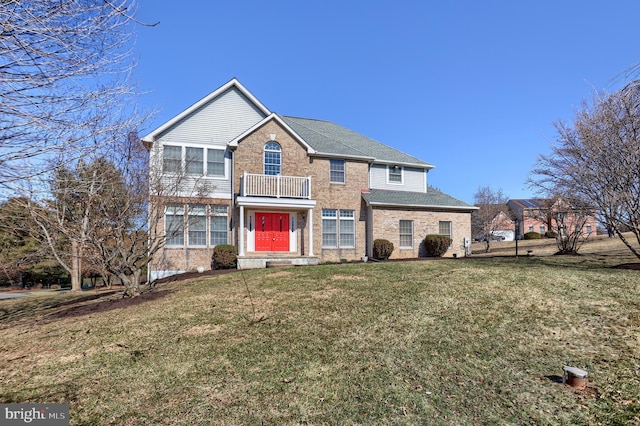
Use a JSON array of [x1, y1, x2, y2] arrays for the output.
[[241, 172, 311, 199]]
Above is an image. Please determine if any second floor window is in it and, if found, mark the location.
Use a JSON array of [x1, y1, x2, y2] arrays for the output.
[[207, 149, 225, 176], [163, 145, 226, 177], [388, 165, 403, 183], [330, 159, 345, 183], [186, 147, 204, 175], [163, 145, 182, 173], [264, 141, 281, 175]]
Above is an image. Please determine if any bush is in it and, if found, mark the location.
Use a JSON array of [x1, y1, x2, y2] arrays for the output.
[[544, 230, 557, 238], [373, 239, 394, 260], [524, 231, 542, 240], [422, 234, 452, 257], [211, 244, 238, 269]]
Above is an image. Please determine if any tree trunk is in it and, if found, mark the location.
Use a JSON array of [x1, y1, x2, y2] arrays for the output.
[[70, 240, 83, 291], [120, 269, 142, 298]]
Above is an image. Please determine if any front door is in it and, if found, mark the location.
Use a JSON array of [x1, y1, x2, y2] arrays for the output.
[[255, 212, 290, 252]]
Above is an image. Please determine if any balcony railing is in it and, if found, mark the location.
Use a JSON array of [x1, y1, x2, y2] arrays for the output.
[[241, 172, 312, 199]]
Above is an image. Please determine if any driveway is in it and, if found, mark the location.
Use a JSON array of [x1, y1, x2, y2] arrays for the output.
[[0, 292, 29, 300]]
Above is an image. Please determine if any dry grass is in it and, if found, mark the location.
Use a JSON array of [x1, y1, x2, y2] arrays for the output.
[[1, 239, 640, 425]]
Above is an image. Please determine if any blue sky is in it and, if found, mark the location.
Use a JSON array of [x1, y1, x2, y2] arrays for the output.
[[134, 1, 640, 204]]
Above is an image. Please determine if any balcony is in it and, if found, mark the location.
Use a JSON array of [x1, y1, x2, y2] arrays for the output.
[[240, 172, 312, 199]]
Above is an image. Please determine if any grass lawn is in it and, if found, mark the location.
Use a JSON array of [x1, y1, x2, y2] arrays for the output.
[[1, 244, 640, 424]]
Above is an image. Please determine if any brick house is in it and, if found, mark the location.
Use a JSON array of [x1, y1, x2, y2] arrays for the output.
[[142, 79, 476, 278], [507, 199, 598, 239]]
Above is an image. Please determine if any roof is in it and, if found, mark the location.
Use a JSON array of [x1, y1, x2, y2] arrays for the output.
[[508, 199, 550, 209], [362, 188, 477, 210], [282, 116, 435, 168]]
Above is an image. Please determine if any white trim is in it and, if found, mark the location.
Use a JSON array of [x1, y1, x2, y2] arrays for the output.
[[387, 165, 404, 185], [228, 113, 316, 154], [142, 78, 271, 143], [236, 196, 316, 209]]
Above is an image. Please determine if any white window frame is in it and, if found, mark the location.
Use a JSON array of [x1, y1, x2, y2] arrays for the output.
[[206, 148, 226, 177], [339, 210, 355, 248], [399, 220, 413, 248], [210, 206, 228, 246], [264, 141, 282, 175], [165, 204, 185, 246], [322, 209, 355, 248], [322, 209, 338, 248], [162, 145, 182, 173], [330, 159, 345, 183], [439, 221, 452, 239], [387, 165, 403, 184], [187, 204, 207, 247]]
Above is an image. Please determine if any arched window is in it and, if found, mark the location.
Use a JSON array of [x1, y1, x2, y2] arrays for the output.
[[264, 141, 281, 175]]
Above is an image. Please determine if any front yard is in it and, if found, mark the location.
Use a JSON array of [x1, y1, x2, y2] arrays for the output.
[[1, 250, 639, 424]]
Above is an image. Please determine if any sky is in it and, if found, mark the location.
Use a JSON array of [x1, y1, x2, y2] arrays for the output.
[[133, 0, 640, 204]]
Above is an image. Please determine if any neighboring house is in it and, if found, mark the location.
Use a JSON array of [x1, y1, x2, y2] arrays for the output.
[[507, 199, 598, 239], [142, 78, 476, 278], [473, 204, 516, 241]]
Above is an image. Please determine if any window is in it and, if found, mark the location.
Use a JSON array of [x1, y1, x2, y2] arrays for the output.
[[264, 142, 281, 175], [210, 206, 228, 246], [322, 209, 337, 247], [528, 225, 534, 232], [399, 220, 413, 248], [439, 221, 452, 239], [188, 205, 207, 246], [330, 159, 345, 183], [339, 210, 355, 247], [540, 225, 546, 234], [388, 165, 403, 183], [165, 204, 185, 246], [322, 209, 355, 248], [586, 224, 592, 234], [185, 147, 204, 175], [163, 145, 182, 173], [165, 204, 228, 247], [207, 149, 225, 176]]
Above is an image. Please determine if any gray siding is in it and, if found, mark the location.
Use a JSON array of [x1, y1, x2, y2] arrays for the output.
[[154, 87, 265, 199], [157, 87, 267, 145], [369, 164, 427, 192]]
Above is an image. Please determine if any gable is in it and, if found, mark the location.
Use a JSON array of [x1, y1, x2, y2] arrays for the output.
[[142, 79, 270, 146], [155, 87, 267, 145]]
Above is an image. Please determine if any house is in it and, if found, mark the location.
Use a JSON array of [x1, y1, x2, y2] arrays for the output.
[[507, 199, 598, 239], [142, 78, 476, 279], [473, 204, 516, 241]]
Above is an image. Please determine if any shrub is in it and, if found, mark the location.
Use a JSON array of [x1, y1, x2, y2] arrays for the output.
[[422, 234, 452, 257], [544, 230, 557, 238], [373, 239, 394, 260], [211, 244, 238, 269], [524, 231, 542, 240]]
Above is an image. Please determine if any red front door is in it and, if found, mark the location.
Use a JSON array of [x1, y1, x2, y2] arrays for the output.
[[255, 212, 290, 252]]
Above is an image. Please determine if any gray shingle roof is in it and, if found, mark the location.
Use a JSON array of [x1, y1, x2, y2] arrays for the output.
[[362, 188, 477, 210], [282, 116, 433, 168]]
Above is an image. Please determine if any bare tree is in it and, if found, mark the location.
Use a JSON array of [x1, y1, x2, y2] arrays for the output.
[[531, 86, 640, 259], [473, 186, 510, 253], [0, 0, 150, 191]]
